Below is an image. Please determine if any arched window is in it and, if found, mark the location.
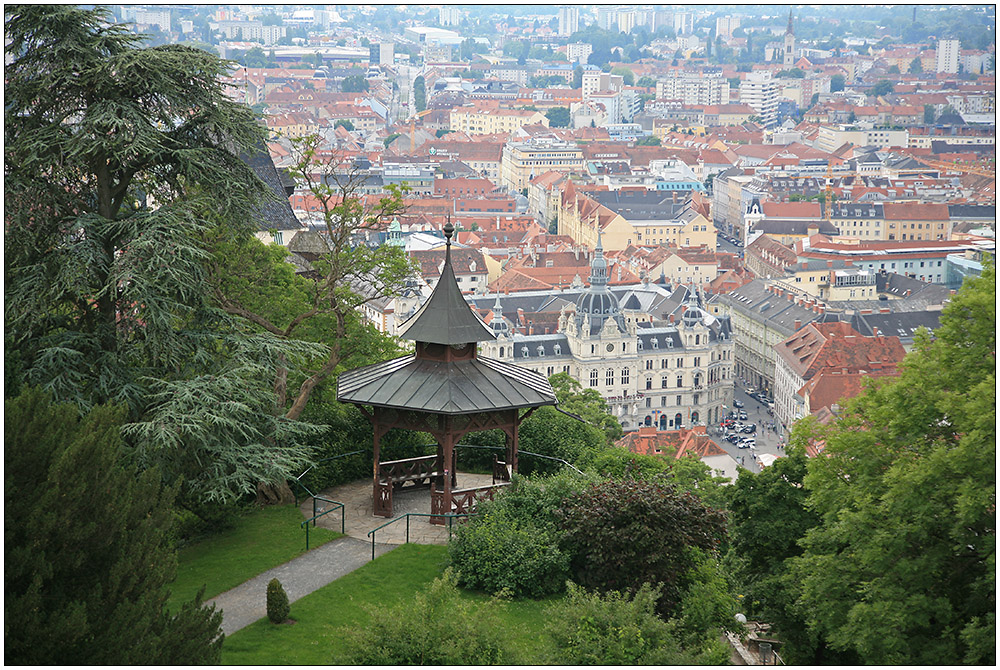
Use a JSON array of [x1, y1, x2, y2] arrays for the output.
[[499, 347, 504, 357], [674, 413, 683, 427], [691, 411, 700, 424], [695, 334, 700, 345]]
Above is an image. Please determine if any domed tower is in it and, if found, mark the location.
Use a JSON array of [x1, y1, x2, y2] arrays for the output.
[[574, 228, 626, 336]]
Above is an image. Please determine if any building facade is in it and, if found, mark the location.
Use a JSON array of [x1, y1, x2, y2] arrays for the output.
[[479, 238, 735, 431]]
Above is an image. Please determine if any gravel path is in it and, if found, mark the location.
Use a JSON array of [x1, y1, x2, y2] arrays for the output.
[[207, 536, 391, 635], [208, 473, 494, 635]]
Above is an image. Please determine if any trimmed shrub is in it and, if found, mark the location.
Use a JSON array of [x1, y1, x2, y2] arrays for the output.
[[266, 578, 290, 624]]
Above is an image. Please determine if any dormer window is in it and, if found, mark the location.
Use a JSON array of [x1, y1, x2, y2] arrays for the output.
[[637, 339, 644, 350], [521, 346, 529, 358], [554, 343, 561, 355], [652, 338, 659, 349], [537, 345, 545, 356]]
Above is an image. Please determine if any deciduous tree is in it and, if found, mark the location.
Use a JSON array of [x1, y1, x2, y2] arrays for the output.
[[787, 264, 995, 665]]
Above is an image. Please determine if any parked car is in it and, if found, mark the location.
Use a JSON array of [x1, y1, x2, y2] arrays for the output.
[[738, 438, 756, 449], [738, 411, 748, 420], [734, 400, 744, 408], [740, 424, 756, 434]]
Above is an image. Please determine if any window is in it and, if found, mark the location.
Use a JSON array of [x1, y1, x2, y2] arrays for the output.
[[621, 368, 629, 385], [521, 346, 529, 357], [693, 356, 700, 367], [661, 358, 668, 369], [590, 370, 598, 386], [661, 396, 667, 406], [677, 376, 683, 388], [272, 231, 283, 245], [646, 379, 652, 390], [646, 359, 653, 370], [677, 358, 683, 368], [676, 395, 682, 406], [607, 369, 614, 386], [661, 377, 668, 388]]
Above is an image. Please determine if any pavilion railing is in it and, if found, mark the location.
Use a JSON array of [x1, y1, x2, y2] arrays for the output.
[[430, 482, 511, 524]]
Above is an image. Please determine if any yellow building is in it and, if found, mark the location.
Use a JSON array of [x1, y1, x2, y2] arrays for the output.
[[450, 106, 548, 137], [558, 184, 716, 252], [500, 138, 584, 192]]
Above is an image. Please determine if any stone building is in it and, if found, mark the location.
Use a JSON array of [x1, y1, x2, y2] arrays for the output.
[[478, 233, 735, 431]]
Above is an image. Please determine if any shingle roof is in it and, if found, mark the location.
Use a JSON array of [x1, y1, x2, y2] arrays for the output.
[[241, 140, 304, 232]]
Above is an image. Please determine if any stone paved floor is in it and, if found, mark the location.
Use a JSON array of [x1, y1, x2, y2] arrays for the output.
[[207, 473, 494, 635], [300, 472, 495, 552]]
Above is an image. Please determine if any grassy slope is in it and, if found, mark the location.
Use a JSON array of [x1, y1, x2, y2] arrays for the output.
[[168, 504, 339, 609], [221, 544, 557, 665]]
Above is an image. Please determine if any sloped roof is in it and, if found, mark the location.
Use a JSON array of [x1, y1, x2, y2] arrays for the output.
[[337, 354, 556, 414], [397, 230, 495, 345]]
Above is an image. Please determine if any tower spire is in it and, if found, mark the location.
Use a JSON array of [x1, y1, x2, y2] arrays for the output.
[[786, 8, 794, 35]]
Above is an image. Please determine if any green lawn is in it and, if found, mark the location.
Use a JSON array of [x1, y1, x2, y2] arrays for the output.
[[168, 504, 340, 610], [221, 544, 559, 665]]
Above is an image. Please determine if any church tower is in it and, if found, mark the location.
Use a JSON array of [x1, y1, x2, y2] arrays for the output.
[[783, 9, 795, 69]]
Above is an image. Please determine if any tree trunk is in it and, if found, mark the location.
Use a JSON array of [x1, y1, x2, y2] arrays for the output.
[[256, 479, 296, 506]]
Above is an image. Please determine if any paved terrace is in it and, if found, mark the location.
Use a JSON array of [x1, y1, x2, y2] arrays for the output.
[[207, 472, 493, 635]]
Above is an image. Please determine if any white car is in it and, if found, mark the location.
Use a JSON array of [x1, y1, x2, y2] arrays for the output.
[[738, 438, 756, 449]]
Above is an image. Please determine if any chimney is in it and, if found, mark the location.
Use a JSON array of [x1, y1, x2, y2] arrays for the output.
[[669, 314, 675, 324], [880, 307, 890, 314], [827, 259, 833, 267], [794, 319, 802, 331], [819, 305, 825, 314], [800, 261, 807, 269]]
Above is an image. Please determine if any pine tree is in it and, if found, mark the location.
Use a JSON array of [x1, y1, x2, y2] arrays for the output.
[[4, 388, 224, 664]]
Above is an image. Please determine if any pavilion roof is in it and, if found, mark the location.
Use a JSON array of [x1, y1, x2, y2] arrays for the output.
[[337, 354, 556, 414]]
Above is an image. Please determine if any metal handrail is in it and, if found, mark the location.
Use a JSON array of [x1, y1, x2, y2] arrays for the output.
[[366, 512, 473, 560], [300, 497, 345, 550]]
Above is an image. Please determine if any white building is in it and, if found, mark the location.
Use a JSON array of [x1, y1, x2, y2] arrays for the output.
[[478, 238, 735, 432], [582, 72, 624, 99], [131, 8, 171, 32], [558, 6, 580, 36], [739, 71, 780, 127], [656, 72, 731, 105], [439, 6, 461, 27], [936, 39, 960, 74], [566, 42, 593, 66], [716, 16, 741, 40], [673, 11, 694, 35]]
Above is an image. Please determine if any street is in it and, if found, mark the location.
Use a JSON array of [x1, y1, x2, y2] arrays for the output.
[[708, 383, 786, 475]]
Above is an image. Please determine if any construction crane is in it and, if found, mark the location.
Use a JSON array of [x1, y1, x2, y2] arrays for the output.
[[910, 155, 995, 179]]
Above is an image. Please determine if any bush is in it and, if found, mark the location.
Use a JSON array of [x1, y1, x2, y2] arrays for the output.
[[449, 508, 569, 598], [266, 578, 290, 624], [344, 569, 511, 664], [449, 474, 589, 598], [544, 582, 696, 665], [556, 476, 727, 616]]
